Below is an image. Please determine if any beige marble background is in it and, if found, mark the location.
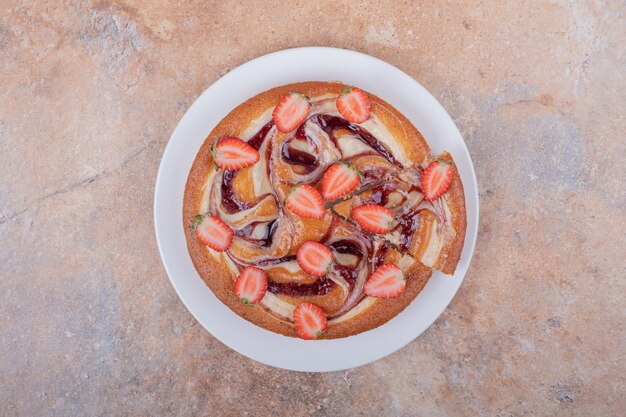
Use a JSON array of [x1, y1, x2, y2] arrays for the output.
[[1, 1, 624, 416]]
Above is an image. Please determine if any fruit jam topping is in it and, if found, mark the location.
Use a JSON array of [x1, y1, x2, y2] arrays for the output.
[[280, 122, 320, 173], [281, 114, 401, 168], [220, 170, 250, 213], [268, 277, 334, 297]]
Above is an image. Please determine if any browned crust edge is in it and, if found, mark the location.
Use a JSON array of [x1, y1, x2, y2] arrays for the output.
[[183, 81, 463, 339], [433, 151, 467, 275]]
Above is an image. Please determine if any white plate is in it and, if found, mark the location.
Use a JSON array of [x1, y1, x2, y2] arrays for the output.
[[154, 47, 478, 372]]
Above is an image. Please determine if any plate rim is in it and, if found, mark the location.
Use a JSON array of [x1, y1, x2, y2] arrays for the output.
[[154, 46, 479, 372]]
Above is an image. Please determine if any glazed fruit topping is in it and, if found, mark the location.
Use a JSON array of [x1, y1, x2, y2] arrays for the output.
[[272, 92, 311, 133], [234, 266, 268, 305], [352, 204, 394, 234], [213, 136, 260, 170], [336, 86, 371, 124], [193, 214, 233, 252], [297, 241, 334, 277], [421, 160, 453, 201], [363, 264, 406, 299], [285, 184, 325, 219], [294, 302, 328, 340], [321, 162, 362, 201]]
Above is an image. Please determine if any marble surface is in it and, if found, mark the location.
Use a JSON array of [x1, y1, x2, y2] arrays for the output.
[[1, 1, 624, 416]]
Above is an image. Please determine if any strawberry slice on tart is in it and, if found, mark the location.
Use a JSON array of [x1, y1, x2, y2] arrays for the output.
[[294, 302, 328, 340], [321, 162, 362, 201], [364, 264, 406, 299], [285, 184, 325, 219], [336, 86, 371, 124], [213, 137, 260, 170], [192, 214, 233, 252], [421, 160, 453, 201], [234, 266, 268, 305], [273, 92, 311, 133], [351, 204, 394, 234], [296, 241, 334, 277]]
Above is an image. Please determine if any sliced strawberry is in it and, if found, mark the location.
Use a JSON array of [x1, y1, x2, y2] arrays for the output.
[[321, 162, 362, 200], [234, 266, 268, 305], [272, 92, 311, 133], [352, 204, 394, 234], [364, 264, 406, 299], [193, 214, 233, 252], [336, 86, 371, 124], [285, 184, 325, 219], [294, 302, 328, 340], [213, 137, 260, 170], [297, 241, 333, 277], [421, 160, 453, 201]]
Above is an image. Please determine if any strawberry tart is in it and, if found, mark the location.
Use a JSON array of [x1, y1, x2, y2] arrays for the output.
[[183, 82, 466, 339]]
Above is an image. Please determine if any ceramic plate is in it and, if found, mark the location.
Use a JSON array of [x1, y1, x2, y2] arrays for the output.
[[154, 47, 478, 372]]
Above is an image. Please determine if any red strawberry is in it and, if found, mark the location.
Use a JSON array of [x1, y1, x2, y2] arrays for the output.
[[294, 302, 328, 340], [272, 92, 311, 133], [352, 204, 394, 234], [364, 264, 406, 299], [421, 160, 453, 201], [285, 184, 325, 219], [213, 137, 260, 170], [297, 241, 333, 277], [321, 162, 362, 200], [336, 86, 371, 124], [192, 214, 233, 252], [234, 266, 268, 305]]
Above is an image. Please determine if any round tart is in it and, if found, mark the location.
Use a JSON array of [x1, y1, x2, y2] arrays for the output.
[[183, 81, 466, 339]]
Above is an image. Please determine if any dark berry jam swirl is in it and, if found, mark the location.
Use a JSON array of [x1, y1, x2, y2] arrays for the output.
[[268, 277, 334, 297], [279, 114, 400, 173]]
